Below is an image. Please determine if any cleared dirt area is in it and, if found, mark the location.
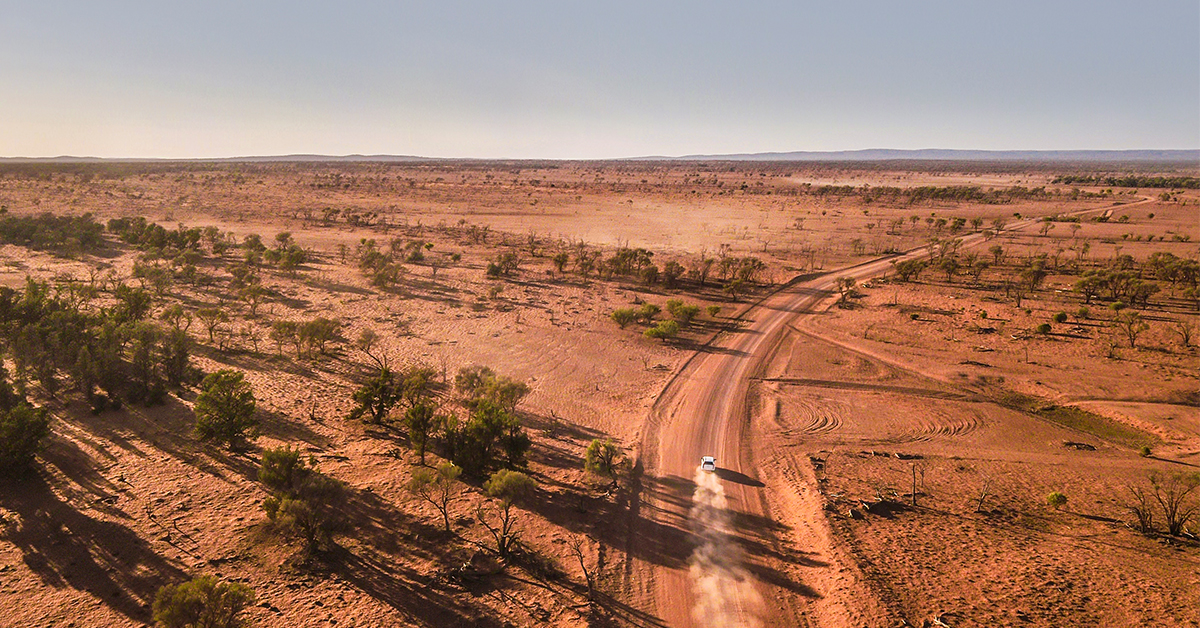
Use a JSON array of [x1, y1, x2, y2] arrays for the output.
[[0, 161, 1195, 627]]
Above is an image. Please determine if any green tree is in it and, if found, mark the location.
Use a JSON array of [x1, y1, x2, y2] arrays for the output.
[[347, 368, 401, 425], [152, 576, 255, 628], [892, 259, 927, 282], [662, 260, 686, 288], [644, 319, 680, 342], [637, 303, 661, 324], [584, 438, 624, 489], [128, 321, 167, 405], [408, 462, 462, 532], [989, 244, 1004, 265], [610, 308, 638, 329], [269, 320, 298, 356], [160, 304, 193, 333], [665, 299, 701, 325], [939, 257, 960, 282], [552, 252, 570, 275], [405, 402, 437, 465], [398, 366, 438, 408], [259, 446, 307, 494], [194, 370, 257, 446], [196, 308, 228, 344], [238, 283, 266, 317], [454, 366, 530, 411], [0, 403, 50, 476], [1114, 310, 1149, 348], [299, 317, 340, 356], [479, 469, 536, 558], [970, 259, 989, 282], [114, 284, 153, 323]]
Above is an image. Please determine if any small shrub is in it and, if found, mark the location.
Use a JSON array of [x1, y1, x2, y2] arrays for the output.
[[1139, 446, 1152, 457], [1053, 312, 1068, 324], [259, 446, 346, 551], [665, 300, 701, 326], [1047, 491, 1068, 510], [705, 305, 721, 318], [485, 469, 536, 503], [610, 308, 638, 329], [1036, 323, 1052, 335], [152, 575, 254, 628], [644, 319, 680, 342]]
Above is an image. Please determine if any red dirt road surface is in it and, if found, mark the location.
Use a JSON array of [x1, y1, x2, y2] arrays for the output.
[[631, 216, 1080, 627]]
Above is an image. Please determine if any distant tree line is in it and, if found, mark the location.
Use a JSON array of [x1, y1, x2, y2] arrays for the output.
[[0, 209, 105, 256], [807, 185, 1055, 205], [1051, 175, 1200, 189]]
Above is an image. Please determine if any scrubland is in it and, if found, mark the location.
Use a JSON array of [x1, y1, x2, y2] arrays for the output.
[[0, 160, 1195, 627]]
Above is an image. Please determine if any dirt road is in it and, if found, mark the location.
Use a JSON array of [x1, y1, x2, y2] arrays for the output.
[[628, 211, 1113, 626]]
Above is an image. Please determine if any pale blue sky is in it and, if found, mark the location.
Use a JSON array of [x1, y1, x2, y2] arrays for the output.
[[2, 1, 1197, 158]]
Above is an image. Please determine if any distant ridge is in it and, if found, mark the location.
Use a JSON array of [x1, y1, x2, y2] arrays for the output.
[[0, 154, 432, 163], [665, 149, 1200, 163]]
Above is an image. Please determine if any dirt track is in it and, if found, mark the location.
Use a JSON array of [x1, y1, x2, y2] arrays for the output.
[[629, 213, 1089, 627]]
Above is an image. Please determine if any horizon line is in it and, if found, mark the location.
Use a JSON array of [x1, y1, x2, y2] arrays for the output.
[[1, 148, 1198, 164]]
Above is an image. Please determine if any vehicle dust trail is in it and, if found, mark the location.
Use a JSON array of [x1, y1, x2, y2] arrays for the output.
[[690, 467, 763, 628]]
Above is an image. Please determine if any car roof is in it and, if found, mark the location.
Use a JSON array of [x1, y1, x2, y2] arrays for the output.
[[701, 456, 715, 461]]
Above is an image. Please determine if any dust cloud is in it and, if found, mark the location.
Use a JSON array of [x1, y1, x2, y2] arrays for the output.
[[690, 467, 763, 628]]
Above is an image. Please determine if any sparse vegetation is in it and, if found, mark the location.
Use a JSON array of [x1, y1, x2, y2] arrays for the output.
[[152, 575, 255, 628], [0, 161, 1195, 627], [259, 446, 346, 552]]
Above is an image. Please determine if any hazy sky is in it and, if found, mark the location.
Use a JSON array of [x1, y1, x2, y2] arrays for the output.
[[2, 1, 1197, 158]]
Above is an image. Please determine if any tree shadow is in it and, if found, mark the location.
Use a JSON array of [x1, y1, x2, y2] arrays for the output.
[[40, 428, 123, 506], [325, 488, 507, 627], [672, 337, 751, 358], [61, 393, 232, 480], [302, 275, 373, 296], [329, 545, 505, 628], [591, 589, 670, 628], [0, 474, 187, 624], [255, 406, 333, 451], [59, 391, 267, 487]]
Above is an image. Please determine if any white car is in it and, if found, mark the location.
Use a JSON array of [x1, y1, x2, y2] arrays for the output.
[[700, 456, 717, 471]]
